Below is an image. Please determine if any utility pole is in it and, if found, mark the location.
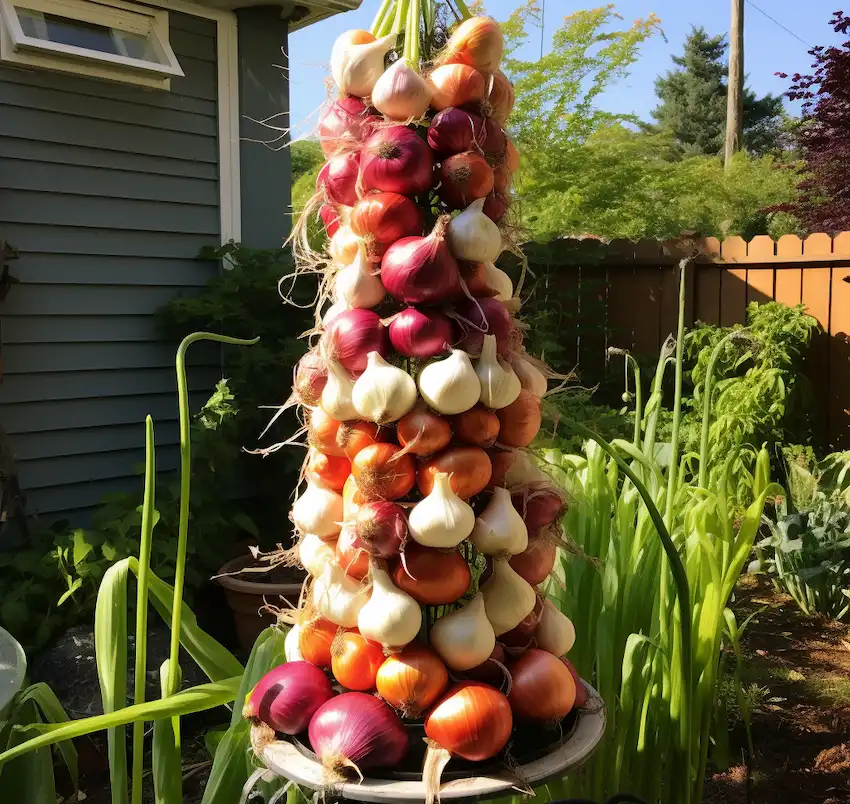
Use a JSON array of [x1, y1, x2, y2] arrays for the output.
[[724, 0, 744, 170]]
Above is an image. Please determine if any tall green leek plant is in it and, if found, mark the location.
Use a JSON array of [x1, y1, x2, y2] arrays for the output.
[[0, 333, 295, 804], [538, 264, 778, 804]]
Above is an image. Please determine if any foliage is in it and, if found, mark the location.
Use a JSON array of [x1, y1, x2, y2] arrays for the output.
[[649, 26, 784, 156], [678, 302, 820, 503], [752, 493, 850, 620], [531, 270, 778, 803], [497, 5, 799, 241], [0, 681, 77, 802], [777, 11, 850, 230], [290, 139, 324, 181]]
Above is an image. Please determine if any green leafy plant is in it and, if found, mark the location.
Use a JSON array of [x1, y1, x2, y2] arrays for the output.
[[752, 494, 850, 620], [526, 265, 778, 804]]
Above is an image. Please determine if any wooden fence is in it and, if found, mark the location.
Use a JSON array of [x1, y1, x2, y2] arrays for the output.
[[525, 232, 850, 450]]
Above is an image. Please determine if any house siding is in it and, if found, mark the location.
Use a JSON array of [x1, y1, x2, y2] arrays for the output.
[[0, 11, 224, 523]]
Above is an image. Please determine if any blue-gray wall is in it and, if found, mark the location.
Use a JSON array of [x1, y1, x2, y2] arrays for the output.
[[0, 11, 223, 522]]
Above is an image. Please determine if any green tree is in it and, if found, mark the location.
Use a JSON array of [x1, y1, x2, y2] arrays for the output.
[[650, 26, 784, 155], [290, 139, 324, 181]]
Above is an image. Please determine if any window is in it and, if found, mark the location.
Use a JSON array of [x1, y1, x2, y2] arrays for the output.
[[0, 0, 183, 89]]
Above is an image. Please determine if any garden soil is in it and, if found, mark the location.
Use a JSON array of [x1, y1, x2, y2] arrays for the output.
[[704, 576, 850, 804]]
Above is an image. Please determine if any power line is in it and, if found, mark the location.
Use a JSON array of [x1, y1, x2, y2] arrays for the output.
[[745, 0, 812, 48]]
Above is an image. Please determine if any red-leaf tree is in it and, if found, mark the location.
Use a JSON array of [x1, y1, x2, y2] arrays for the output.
[[778, 10, 850, 231]]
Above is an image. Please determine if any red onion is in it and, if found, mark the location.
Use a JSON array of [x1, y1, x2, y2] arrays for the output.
[[389, 308, 455, 358], [465, 642, 507, 683], [317, 152, 360, 207], [350, 192, 424, 261], [455, 296, 512, 356], [317, 96, 379, 156], [438, 152, 495, 210], [354, 501, 407, 558], [512, 486, 566, 531], [320, 204, 344, 237], [294, 350, 328, 406], [483, 192, 508, 222], [493, 164, 511, 193], [323, 308, 389, 373], [427, 108, 486, 156], [360, 126, 434, 196], [509, 532, 557, 586], [308, 692, 409, 776], [381, 217, 462, 304], [482, 117, 507, 161], [243, 661, 333, 735], [561, 657, 589, 708]]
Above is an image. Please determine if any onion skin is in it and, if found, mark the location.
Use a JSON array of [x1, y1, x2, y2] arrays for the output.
[[464, 642, 508, 684], [336, 526, 370, 580], [481, 117, 507, 161], [317, 152, 360, 207], [438, 152, 495, 210], [427, 107, 487, 156], [417, 446, 492, 499], [308, 692, 409, 773], [295, 351, 328, 406], [317, 96, 379, 156], [355, 501, 407, 558], [486, 448, 515, 489], [487, 70, 514, 125], [352, 443, 416, 501], [308, 407, 346, 457], [323, 309, 390, 374], [450, 405, 500, 448], [350, 192, 424, 261], [442, 17, 505, 76], [392, 543, 471, 605], [508, 649, 576, 722], [483, 191, 509, 223], [456, 297, 513, 356], [561, 657, 589, 708], [381, 219, 462, 305], [339, 421, 389, 461], [244, 662, 333, 735], [512, 487, 566, 531], [509, 532, 557, 586], [496, 390, 542, 448], [389, 308, 456, 359], [505, 138, 520, 173], [332, 631, 386, 691], [397, 407, 453, 456], [320, 203, 344, 237], [425, 682, 513, 761], [299, 618, 338, 668], [428, 63, 487, 110], [360, 126, 434, 196], [500, 594, 544, 648], [376, 646, 449, 718], [306, 449, 351, 492]]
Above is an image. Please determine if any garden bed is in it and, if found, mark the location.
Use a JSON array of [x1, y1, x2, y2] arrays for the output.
[[705, 576, 850, 804]]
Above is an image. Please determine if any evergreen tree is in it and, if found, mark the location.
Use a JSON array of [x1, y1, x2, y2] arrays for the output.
[[651, 26, 784, 155]]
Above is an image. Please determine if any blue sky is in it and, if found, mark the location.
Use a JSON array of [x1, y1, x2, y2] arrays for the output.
[[287, 0, 845, 139]]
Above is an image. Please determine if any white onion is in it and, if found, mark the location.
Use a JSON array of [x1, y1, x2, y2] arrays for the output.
[[446, 198, 502, 263], [352, 352, 417, 424], [292, 478, 343, 540], [331, 32, 397, 98], [476, 334, 521, 409], [417, 349, 480, 415], [536, 598, 576, 657], [408, 472, 475, 548], [357, 565, 422, 648], [470, 487, 528, 555], [481, 558, 536, 636], [313, 559, 369, 628], [429, 592, 495, 671]]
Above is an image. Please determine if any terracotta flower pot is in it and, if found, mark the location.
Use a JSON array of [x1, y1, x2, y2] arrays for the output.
[[216, 556, 305, 653]]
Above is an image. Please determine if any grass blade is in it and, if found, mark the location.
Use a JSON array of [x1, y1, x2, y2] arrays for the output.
[[153, 661, 183, 804], [96, 558, 131, 804], [0, 677, 241, 765]]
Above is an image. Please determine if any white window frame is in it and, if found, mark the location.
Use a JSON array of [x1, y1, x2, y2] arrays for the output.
[[0, 0, 184, 89]]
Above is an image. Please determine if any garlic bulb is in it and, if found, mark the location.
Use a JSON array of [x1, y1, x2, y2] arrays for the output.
[[321, 358, 358, 421], [284, 624, 305, 662], [329, 225, 360, 265], [470, 487, 528, 555], [408, 472, 475, 548], [313, 559, 369, 628], [358, 565, 422, 648], [508, 352, 548, 398], [292, 478, 343, 540], [299, 532, 336, 577], [331, 33, 396, 98], [335, 243, 386, 309], [482, 262, 513, 301], [418, 349, 480, 415], [429, 592, 496, 671], [352, 352, 417, 424], [446, 198, 502, 263], [372, 58, 432, 120], [504, 448, 549, 488], [476, 334, 521, 409], [536, 599, 576, 657], [481, 559, 536, 636]]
